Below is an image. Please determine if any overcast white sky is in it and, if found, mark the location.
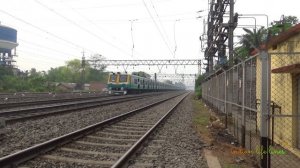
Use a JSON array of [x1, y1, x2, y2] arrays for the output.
[[0, 0, 299, 87]]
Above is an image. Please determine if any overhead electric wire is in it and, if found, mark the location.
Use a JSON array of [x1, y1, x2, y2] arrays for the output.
[[130, 20, 135, 57], [58, 0, 171, 10], [129, 19, 138, 57], [18, 44, 71, 60], [149, 0, 173, 48], [62, 2, 148, 58], [173, 19, 180, 58], [62, 2, 119, 42], [92, 17, 196, 24], [69, 2, 140, 10], [142, 0, 174, 57], [0, 9, 93, 53], [19, 38, 76, 57], [7, 26, 83, 57], [35, 0, 133, 57], [17, 49, 68, 65], [91, 11, 199, 23]]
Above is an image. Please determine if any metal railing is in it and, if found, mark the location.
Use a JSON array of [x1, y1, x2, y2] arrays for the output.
[[202, 51, 300, 168]]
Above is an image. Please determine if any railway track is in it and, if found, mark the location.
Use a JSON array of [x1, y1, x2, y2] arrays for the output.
[[0, 92, 189, 168], [0, 92, 166, 123], [0, 94, 110, 110], [0, 92, 103, 103]]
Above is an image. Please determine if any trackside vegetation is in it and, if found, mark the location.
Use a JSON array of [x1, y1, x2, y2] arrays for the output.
[[194, 74, 205, 99], [0, 59, 107, 92]]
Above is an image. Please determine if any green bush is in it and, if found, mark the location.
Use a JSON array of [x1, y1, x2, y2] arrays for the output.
[[195, 86, 202, 99]]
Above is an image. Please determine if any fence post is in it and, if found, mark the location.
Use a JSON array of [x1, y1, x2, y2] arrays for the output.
[[242, 62, 246, 148], [260, 50, 271, 168]]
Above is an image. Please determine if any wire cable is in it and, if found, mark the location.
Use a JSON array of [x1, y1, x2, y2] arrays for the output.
[[173, 19, 180, 58], [61, 2, 148, 58], [149, 0, 173, 47], [35, 0, 132, 57], [129, 19, 138, 57], [142, 0, 174, 57], [19, 38, 76, 57], [0, 9, 92, 53]]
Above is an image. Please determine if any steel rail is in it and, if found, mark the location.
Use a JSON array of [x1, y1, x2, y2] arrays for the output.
[[0, 92, 103, 100], [0, 94, 110, 109], [0, 91, 102, 97], [2, 93, 168, 123], [0, 92, 185, 168], [111, 92, 189, 168], [0, 93, 161, 117], [4, 95, 158, 123]]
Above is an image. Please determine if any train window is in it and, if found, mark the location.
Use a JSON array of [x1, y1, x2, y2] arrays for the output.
[[134, 79, 138, 84], [119, 75, 128, 82], [109, 74, 117, 82]]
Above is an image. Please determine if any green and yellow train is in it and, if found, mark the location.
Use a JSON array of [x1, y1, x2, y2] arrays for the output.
[[107, 72, 185, 95]]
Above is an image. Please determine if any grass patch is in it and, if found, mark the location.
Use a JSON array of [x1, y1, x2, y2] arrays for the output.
[[192, 97, 211, 142], [191, 96, 255, 168], [194, 116, 209, 126], [192, 98, 210, 126]]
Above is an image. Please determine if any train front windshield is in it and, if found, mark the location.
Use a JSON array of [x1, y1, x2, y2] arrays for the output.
[[109, 74, 117, 82], [119, 75, 128, 82]]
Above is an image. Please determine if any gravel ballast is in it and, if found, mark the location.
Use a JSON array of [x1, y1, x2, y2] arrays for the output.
[[21, 92, 186, 167], [0, 92, 183, 158], [131, 93, 208, 168]]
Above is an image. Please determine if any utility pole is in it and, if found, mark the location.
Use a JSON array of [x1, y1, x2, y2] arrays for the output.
[[205, 0, 216, 73], [204, 0, 237, 72], [81, 50, 86, 90], [129, 19, 138, 57], [228, 0, 234, 66]]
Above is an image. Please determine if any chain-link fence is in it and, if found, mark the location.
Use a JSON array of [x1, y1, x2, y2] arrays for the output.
[[202, 51, 300, 167], [268, 52, 300, 168]]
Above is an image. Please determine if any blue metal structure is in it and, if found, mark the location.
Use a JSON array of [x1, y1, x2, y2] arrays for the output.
[[0, 25, 17, 43], [0, 25, 18, 66]]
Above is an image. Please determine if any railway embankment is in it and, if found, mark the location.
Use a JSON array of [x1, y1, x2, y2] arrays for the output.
[[192, 97, 257, 168]]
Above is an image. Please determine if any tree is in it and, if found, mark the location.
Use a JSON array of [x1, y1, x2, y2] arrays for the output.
[[67, 59, 83, 83], [0, 57, 108, 92], [47, 66, 73, 82], [240, 27, 268, 51], [89, 54, 106, 71], [46, 58, 107, 84], [234, 27, 268, 60], [86, 69, 108, 83], [194, 74, 205, 99], [46, 59, 83, 83], [269, 15, 299, 36], [0, 66, 13, 91], [235, 16, 299, 61], [0, 68, 48, 92]]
